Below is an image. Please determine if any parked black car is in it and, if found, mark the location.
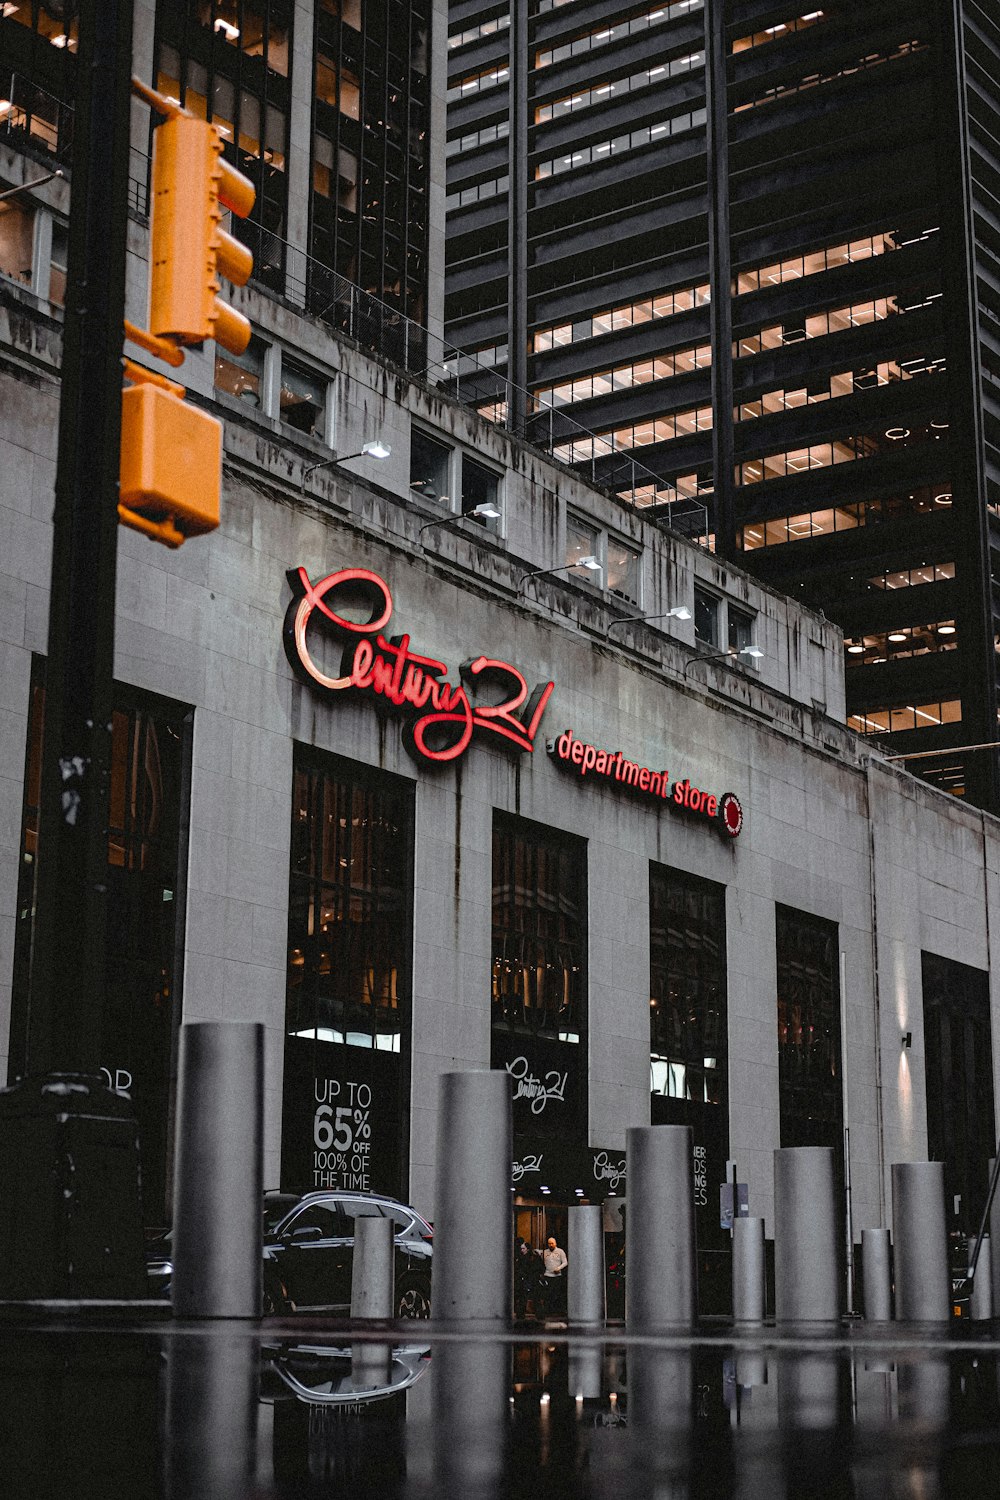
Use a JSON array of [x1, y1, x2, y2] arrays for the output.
[[145, 1188, 434, 1317]]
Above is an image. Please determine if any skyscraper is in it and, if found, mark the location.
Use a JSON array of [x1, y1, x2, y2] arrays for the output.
[[445, 0, 1000, 810]]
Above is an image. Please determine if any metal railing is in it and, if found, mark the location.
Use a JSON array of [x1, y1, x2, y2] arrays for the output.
[[0, 73, 74, 165]]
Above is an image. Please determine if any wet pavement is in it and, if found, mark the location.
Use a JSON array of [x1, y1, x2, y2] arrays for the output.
[[3, 1313, 1000, 1497]]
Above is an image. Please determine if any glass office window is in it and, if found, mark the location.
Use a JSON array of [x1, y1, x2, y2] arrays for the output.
[[283, 751, 413, 1197], [491, 814, 586, 1138], [694, 585, 719, 646], [922, 953, 995, 1235], [410, 428, 452, 502], [279, 357, 326, 438], [775, 905, 842, 1160], [10, 665, 189, 1226]]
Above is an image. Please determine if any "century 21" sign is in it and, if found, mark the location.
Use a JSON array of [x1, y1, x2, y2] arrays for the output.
[[283, 565, 554, 764]]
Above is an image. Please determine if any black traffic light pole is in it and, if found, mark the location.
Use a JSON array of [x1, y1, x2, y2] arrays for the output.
[[0, 0, 146, 1297]]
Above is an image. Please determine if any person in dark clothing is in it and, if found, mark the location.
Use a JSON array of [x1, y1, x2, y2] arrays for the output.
[[513, 1236, 542, 1319]]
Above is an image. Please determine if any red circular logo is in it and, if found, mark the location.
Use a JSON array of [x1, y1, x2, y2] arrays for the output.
[[719, 792, 743, 839]]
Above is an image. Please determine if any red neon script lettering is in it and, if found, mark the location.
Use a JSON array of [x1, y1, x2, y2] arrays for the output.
[[284, 566, 554, 764]]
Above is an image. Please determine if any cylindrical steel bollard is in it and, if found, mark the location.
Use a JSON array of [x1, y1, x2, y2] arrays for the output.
[[568, 1343, 603, 1400], [733, 1216, 765, 1322], [989, 1159, 1000, 1312], [861, 1227, 892, 1321], [432, 1069, 512, 1320], [568, 1204, 605, 1324], [172, 1022, 263, 1318], [972, 1235, 993, 1321], [625, 1125, 695, 1328], [351, 1214, 395, 1318], [891, 1161, 949, 1321], [773, 1147, 839, 1323], [164, 1329, 259, 1499]]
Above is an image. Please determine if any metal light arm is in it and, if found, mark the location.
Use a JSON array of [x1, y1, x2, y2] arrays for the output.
[[604, 607, 690, 639], [683, 644, 762, 679], [0, 170, 64, 202], [518, 558, 602, 594], [420, 503, 499, 538]]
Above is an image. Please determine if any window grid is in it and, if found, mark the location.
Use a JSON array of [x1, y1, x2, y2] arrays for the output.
[[738, 487, 953, 550], [309, 0, 431, 325], [737, 420, 949, 485], [534, 105, 706, 178], [491, 817, 586, 1045], [775, 905, 842, 1156], [649, 868, 727, 1110], [154, 0, 292, 292], [536, 344, 711, 409], [847, 700, 962, 735], [734, 293, 944, 357], [534, 51, 704, 124], [532, 283, 710, 354], [735, 357, 944, 423], [845, 622, 957, 667], [733, 228, 939, 297], [286, 760, 412, 1052], [552, 404, 713, 464], [534, 0, 703, 68]]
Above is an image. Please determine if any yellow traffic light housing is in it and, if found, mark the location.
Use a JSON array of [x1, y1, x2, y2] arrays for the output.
[[148, 112, 256, 354], [119, 364, 222, 547], [119, 80, 256, 546]]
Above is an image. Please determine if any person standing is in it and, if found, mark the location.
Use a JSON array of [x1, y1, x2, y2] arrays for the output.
[[542, 1235, 568, 1316], [514, 1236, 541, 1319]]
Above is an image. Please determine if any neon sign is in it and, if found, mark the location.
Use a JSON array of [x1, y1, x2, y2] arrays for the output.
[[284, 565, 555, 764], [548, 728, 743, 838]]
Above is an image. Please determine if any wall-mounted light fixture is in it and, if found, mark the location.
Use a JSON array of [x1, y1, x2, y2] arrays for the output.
[[604, 605, 691, 639], [902, 1031, 912, 1050], [518, 557, 602, 594], [419, 502, 500, 538], [683, 643, 763, 679], [302, 438, 391, 485], [0, 169, 64, 202]]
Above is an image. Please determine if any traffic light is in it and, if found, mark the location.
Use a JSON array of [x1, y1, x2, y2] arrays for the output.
[[119, 371, 222, 548], [119, 84, 257, 546], [148, 112, 256, 354]]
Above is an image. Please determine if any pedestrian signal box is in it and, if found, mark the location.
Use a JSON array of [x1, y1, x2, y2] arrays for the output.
[[119, 378, 221, 548]]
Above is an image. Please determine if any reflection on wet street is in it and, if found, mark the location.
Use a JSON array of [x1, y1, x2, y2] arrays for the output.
[[3, 1321, 1000, 1498]]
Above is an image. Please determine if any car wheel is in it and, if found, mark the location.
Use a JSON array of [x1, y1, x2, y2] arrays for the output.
[[396, 1272, 432, 1319]]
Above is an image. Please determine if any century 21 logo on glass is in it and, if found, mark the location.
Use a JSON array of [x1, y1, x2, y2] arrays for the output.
[[283, 565, 555, 764]]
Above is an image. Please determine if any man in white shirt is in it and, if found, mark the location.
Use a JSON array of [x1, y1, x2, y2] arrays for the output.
[[542, 1235, 568, 1315]]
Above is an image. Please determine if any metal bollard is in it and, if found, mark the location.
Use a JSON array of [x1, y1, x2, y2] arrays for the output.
[[568, 1343, 603, 1401], [625, 1124, 695, 1328], [351, 1341, 393, 1393], [164, 1329, 259, 1499], [989, 1158, 1000, 1311], [429, 1340, 509, 1496], [172, 1022, 263, 1319], [861, 1227, 892, 1321], [891, 1161, 949, 1321], [774, 1147, 839, 1323], [733, 1216, 765, 1323], [568, 1205, 605, 1324], [971, 1235, 993, 1321], [351, 1214, 395, 1319], [432, 1069, 512, 1321]]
